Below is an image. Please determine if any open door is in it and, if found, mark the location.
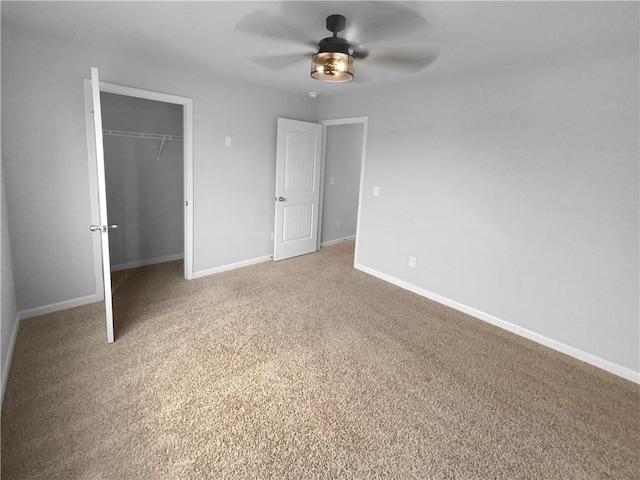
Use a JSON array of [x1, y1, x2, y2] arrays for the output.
[[89, 67, 115, 343], [274, 118, 323, 261]]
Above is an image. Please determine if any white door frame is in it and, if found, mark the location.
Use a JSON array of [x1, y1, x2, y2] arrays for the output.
[[318, 116, 368, 267], [83, 80, 194, 297]]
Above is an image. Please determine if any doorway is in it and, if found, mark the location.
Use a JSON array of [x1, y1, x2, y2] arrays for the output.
[[319, 117, 368, 266], [84, 80, 194, 303], [272, 116, 367, 265]]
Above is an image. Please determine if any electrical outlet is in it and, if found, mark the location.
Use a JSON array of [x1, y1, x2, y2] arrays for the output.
[[409, 256, 417, 268], [336, 219, 341, 228]]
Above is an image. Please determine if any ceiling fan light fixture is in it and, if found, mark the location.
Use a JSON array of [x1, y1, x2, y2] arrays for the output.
[[311, 52, 354, 83]]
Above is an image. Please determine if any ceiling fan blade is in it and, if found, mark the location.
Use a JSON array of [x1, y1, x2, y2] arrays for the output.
[[248, 53, 310, 70], [365, 47, 441, 72], [352, 47, 369, 60], [353, 2, 430, 45], [235, 10, 316, 46]]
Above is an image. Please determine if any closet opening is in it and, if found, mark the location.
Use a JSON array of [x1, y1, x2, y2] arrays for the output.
[[84, 79, 194, 311], [101, 93, 184, 273]]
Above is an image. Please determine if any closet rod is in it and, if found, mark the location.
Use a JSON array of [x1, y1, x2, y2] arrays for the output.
[[102, 129, 183, 141]]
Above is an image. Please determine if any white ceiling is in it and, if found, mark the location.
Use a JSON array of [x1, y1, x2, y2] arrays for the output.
[[2, 1, 637, 97]]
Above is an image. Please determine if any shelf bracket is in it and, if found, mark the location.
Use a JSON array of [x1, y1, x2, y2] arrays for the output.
[[156, 136, 167, 161]]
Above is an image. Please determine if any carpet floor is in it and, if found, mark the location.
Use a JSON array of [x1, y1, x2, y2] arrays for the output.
[[2, 241, 638, 479]]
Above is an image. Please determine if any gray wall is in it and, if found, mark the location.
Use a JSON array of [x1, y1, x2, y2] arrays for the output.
[[101, 93, 184, 269], [1, 168, 18, 404], [321, 124, 364, 244], [320, 45, 639, 373], [1, 22, 317, 311]]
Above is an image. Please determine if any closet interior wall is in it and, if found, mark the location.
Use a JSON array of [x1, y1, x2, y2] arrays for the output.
[[100, 93, 184, 271]]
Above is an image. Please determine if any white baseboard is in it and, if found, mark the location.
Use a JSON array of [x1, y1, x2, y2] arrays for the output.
[[111, 253, 184, 272], [1, 311, 20, 409], [321, 235, 356, 248], [192, 255, 272, 279], [355, 263, 640, 384], [17, 294, 98, 322]]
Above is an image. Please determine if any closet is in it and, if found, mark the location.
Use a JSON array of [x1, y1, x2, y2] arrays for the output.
[[100, 93, 184, 271]]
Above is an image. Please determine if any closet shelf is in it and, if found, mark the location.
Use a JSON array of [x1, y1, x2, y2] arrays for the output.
[[103, 129, 183, 160], [102, 129, 183, 141]]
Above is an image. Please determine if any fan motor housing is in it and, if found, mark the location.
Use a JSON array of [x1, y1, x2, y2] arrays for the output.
[[318, 36, 353, 56]]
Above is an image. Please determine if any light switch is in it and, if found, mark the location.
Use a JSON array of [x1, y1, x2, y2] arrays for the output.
[[225, 136, 232, 147], [373, 186, 380, 197], [330, 177, 335, 185]]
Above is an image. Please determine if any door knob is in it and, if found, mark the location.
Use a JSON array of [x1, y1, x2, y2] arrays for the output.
[[277, 197, 285, 202], [90, 224, 118, 232]]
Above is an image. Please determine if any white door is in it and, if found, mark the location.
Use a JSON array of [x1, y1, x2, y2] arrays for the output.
[[274, 118, 323, 261], [89, 67, 115, 343]]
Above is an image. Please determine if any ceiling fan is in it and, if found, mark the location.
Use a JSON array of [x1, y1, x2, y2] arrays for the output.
[[235, 3, 440, 83]]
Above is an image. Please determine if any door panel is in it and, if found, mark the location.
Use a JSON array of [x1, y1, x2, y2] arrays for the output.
[[284, 132, 317, 192], [90, 67, 115, 343], [274, 118, 323, 261], [283, 203, 314, 242]]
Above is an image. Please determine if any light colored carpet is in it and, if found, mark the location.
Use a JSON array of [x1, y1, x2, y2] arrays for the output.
[[2, 241, 638, 479]]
